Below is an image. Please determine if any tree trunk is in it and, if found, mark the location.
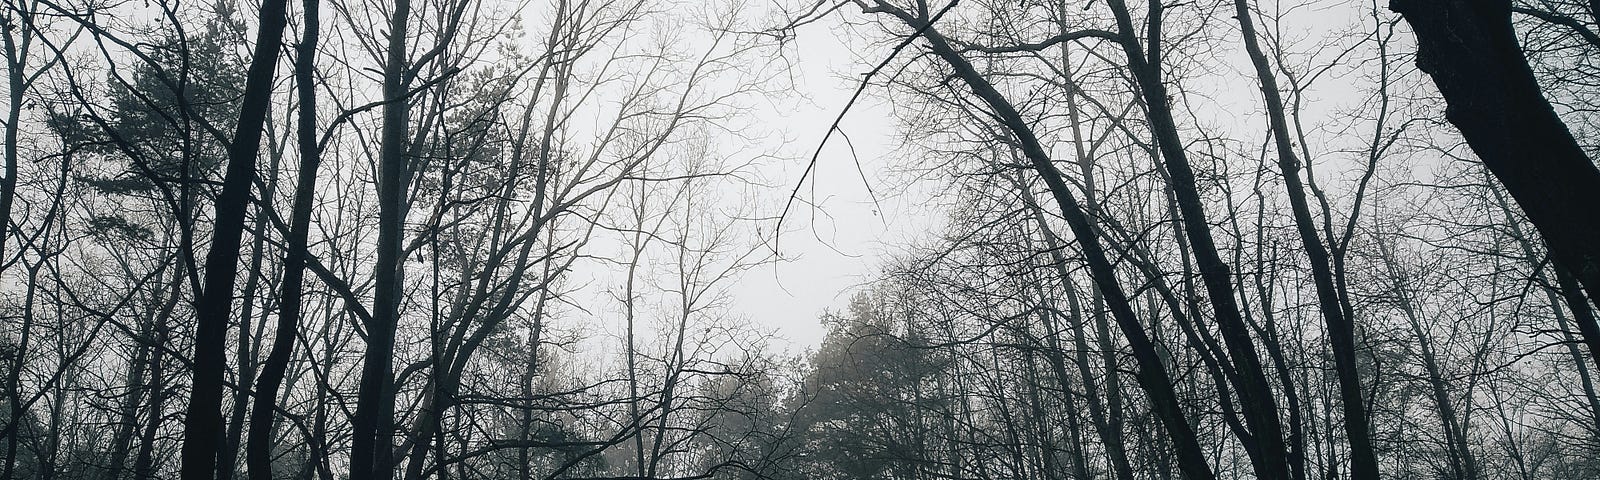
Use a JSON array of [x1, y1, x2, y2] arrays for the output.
[[219, 141, 277, 480], [247, 0, 320, 477], [178, 0, 290, 476], [1230, 1, 1377, 476], [0, 9, 29, 270], [865, 4, 1217, 478], [351, 0, 413, 476], [1100, 1, 1290, 475], [1492, 182, 1600, 433], [1391, 0, 1600, 320], [134, 325, 170, 480]]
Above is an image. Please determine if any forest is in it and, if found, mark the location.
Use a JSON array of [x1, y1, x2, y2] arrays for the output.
[[0, 0, 1598, 478]]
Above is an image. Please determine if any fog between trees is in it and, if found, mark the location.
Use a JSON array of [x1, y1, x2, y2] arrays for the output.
[[1, 0, 1599, 479]]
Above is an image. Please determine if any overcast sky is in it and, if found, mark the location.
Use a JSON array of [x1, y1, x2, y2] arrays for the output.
[[722, 12, 931, 352]]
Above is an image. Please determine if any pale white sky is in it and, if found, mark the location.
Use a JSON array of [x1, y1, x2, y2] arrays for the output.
[[726, 13, 932, 351], [547, 7, 943, 361]]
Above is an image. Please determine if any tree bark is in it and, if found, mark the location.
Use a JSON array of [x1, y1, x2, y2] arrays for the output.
[[247, 0, 320, 477], [178, 0, 290, 476], [1391, 0, 1600, 319], [0, 8, 30, 270], [350, 0, 413, 476]]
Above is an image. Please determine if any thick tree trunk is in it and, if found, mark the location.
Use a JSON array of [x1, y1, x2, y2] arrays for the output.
[[219, 155, 274, 480], [351, 0, 413, 477], [247, 0, 320, 478], [1492, 183, 1600, 433], [1391, 0, 1600, 320], [178, 0, 290, 476], [0, 13, 27, 270]]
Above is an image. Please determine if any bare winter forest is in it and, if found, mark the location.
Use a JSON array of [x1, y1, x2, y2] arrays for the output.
[[2, 0, 1600, 479]]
